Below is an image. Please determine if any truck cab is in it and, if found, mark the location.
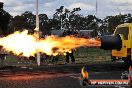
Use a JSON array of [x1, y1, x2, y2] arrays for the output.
[[112, 23, 132, 63]]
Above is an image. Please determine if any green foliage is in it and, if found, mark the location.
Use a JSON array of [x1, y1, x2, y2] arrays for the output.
[[0, 2, 3, 9], [12, 11, 51, 35], [1, 4, 132, 37], [0, 2, 11, 35], [100, 14, 132, 35]]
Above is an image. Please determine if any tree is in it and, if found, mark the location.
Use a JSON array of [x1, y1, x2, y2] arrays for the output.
[[22, 11, 36, 29], [12, 15, 27, 31], [12, 11, 52, 35], [0, 2, 3, 8], [12, 11, 36, 34], [0, 2, 11, 35], [100, 14, 128, 34], [39, 14, 51, 35]]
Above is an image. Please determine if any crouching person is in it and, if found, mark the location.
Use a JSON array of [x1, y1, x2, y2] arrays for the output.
[[80, 67, 91, 86]]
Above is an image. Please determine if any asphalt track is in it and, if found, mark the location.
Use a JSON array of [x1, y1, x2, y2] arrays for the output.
[[0, 62, 131, 88]]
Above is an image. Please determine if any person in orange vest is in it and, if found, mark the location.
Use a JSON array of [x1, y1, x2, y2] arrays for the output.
[[128, 65, 132, 86], [81, 66, 91, 86]]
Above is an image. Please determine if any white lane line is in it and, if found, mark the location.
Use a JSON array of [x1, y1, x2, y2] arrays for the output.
[[0, 70, 9, 72]]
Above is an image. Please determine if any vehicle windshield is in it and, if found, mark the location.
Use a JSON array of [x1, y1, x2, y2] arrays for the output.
[[114, 27, 129, 40]]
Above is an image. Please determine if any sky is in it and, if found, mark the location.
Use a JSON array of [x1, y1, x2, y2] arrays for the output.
[[0, 0, 132, 19]]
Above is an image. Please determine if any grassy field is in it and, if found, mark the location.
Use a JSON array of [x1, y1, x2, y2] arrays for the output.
[[42, 47, 112, 64], [0, 47, 112, 66], [74, 47, 111, 64]]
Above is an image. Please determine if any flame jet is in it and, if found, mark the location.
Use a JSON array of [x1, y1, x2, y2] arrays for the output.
[[0, 30, 101, 57]]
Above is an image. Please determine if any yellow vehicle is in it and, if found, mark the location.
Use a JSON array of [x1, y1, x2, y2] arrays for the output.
[[111, 23, 132, 63]]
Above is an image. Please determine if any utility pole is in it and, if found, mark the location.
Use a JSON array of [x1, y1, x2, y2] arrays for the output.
[[60, 13, 63, 30], [96, 0, 98, 16], [35, 0, 40, 66], [96, 0, 99, 36]]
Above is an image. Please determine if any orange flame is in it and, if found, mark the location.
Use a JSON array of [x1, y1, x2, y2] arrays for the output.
[[0, 30, 101, 57]]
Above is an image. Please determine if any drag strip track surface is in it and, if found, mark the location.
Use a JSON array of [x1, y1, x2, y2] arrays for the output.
[[0, 62, 131, 88]]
